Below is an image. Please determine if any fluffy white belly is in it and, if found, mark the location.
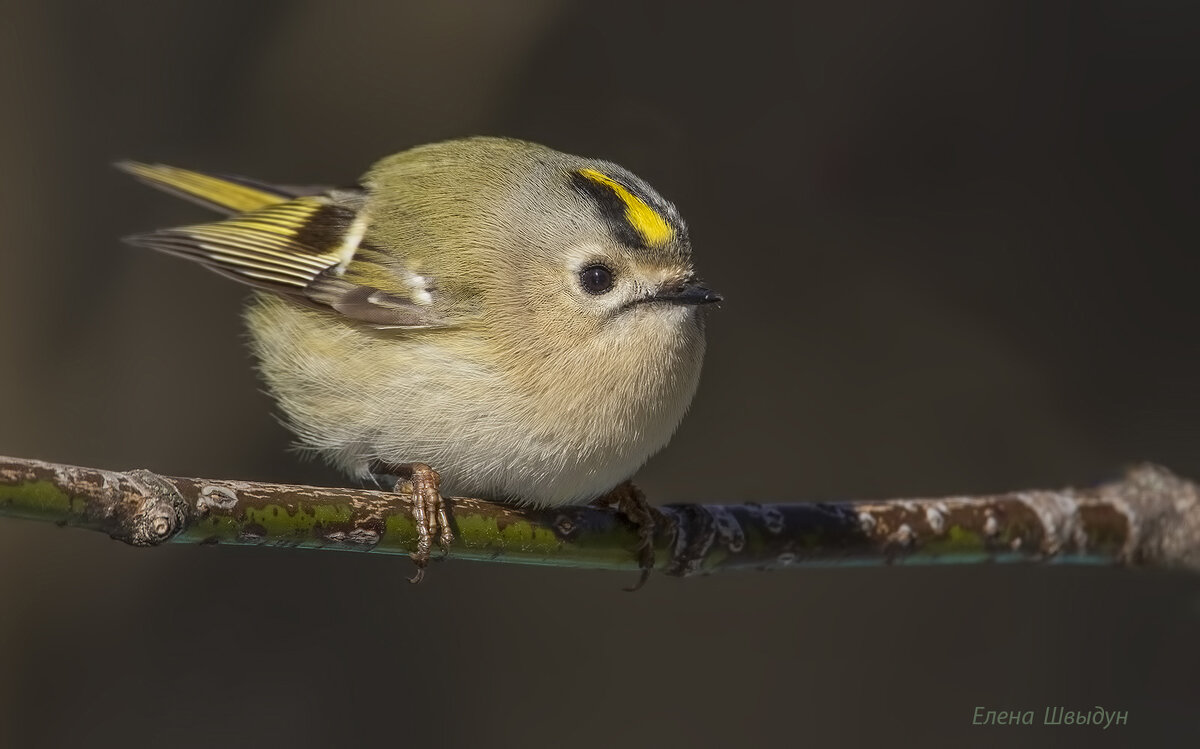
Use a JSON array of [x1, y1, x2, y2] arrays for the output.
[[246, 296, 704, 506]]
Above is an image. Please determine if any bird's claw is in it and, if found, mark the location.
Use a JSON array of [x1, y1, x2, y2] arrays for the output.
[[593, 481, 662, 591]]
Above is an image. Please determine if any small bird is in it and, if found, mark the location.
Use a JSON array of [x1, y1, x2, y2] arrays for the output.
[[120, 137, 720, 582]]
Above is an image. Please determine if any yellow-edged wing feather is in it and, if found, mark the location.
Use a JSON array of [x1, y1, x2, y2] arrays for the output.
[[122, 163, 454, 329], [125, 197, 351, 290]]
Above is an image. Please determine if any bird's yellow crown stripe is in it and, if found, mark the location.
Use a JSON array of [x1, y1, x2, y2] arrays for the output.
[[576, 168, 674, 247]]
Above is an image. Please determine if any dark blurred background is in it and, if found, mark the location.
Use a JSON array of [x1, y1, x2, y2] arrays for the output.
[[1, 1, 1197, 746]]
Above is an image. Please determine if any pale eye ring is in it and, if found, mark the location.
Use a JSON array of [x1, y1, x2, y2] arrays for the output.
[[578, 264, 615, 295]]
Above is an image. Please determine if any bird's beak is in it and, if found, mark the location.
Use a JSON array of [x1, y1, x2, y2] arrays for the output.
[[650, 280, 724, 306]]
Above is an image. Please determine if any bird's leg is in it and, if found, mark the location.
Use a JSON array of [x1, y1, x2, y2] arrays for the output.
[[370, 461, 453, 583], [591, 480, 663, 591]]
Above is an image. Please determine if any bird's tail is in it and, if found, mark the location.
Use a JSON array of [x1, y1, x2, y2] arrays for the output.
[[115, 161, 311, 215]]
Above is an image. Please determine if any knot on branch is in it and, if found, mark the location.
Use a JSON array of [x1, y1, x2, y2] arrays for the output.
[[111, 469, 189, 546]]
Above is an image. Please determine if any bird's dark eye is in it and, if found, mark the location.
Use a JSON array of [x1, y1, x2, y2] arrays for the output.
[[578, 264, 615, 295]]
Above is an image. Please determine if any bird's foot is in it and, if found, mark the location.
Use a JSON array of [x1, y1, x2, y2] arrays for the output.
[[371, 461, 453, 583], [592, 481, 663, 591]]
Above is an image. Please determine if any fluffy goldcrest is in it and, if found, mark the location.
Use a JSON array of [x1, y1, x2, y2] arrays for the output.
[[121, 137, 719, 506]]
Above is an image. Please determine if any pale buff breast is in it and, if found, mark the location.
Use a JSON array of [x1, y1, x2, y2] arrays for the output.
[[245, 295, 705, 506]]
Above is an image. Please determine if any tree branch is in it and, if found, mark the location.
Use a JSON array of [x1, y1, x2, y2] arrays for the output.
[[1, 454, 1198, 576]]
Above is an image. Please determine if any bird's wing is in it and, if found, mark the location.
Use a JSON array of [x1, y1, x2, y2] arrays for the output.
[[122, 164, 460, 329]]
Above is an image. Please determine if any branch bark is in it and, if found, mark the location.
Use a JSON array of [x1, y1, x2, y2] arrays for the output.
[[1, 454, 1198, 576]]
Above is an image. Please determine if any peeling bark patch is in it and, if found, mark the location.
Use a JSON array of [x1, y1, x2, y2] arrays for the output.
[[858, 512, 876, 534], [198, 484, 238, 511], [762, 505, 785, 534], [710, 506, 745, 553], [888, 523, 915, 548], [925, 506, 945, 534], [666, 504, 716, 576], [324, 527, 381, 547], [239, 523, 267, 542], [348, 528, 380, 545], [983, 510, 999, 538], [1019, 490, 1085, 557]]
